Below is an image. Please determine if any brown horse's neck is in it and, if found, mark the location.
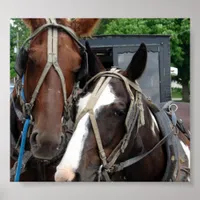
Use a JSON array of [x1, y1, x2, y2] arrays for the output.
[[121, 101, 167, 181]]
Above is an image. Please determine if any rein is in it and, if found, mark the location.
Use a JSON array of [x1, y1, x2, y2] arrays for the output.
[[11, 18, 83, 181]]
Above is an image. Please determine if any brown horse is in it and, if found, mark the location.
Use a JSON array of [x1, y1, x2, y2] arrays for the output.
[[10, 18, 100, 181], [54, 42, 190, 182]]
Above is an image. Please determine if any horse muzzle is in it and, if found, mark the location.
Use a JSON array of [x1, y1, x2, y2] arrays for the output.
[[30, 131, 66, 160]]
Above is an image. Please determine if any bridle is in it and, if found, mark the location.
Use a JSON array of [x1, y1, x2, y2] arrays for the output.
[[74, 68, 144, 181], [15, 18, 86, 126], [74, 68, 173, 181], [10, 18, 87, 181]]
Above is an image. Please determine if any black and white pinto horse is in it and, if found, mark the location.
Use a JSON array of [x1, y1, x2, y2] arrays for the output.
[[54, 42, 190, 182]]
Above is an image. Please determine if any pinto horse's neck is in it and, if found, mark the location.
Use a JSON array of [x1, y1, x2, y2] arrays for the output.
[[118, 98, 167, 181]]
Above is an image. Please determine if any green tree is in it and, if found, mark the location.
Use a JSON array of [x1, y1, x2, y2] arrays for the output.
[[10, 19, 30, 78], [96, 18, 190, 102], [94, 19, 114, 35]]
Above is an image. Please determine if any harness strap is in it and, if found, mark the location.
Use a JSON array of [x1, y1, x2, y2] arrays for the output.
[[81, 70, 145, 128], [23, 19, 68, 120], [105, 108, 140, 170], [21, 22, 85, 51], [82, 71, 143, 94], [89, 111, 107, 166], [78, 73, 115, 166], [51, 19, 69, 120], [110, 131, 172, 173], [27, 63, 52, 113]]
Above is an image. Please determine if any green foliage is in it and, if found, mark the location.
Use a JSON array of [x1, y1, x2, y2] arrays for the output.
[[10, 18, 30, 78], [96, 18, 190, 88], [171, 88, 182, 99], [9, 18, 190, 99], [94, 19, 115, 35]]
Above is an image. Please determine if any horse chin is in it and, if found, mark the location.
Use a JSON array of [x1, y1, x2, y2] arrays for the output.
[[31, 149, 58, 160]]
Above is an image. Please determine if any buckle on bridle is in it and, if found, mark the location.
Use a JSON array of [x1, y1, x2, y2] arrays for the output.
[[23, 103, 33, 116], [105, 164, 118, 173]]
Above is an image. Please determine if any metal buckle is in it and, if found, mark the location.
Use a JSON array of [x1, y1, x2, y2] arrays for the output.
[[169, 104, 178, 127], [169, 103, 178, 112], [105, 164, 118, 173], [23, 103, 32, 116]]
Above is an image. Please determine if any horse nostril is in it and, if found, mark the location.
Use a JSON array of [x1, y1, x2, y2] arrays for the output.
[[30, 132, 38, 147]]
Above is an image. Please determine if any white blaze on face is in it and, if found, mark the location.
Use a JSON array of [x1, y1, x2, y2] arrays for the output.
[[180, 140, 190, 181], [56, 83, 116, 172], [180, 141, 190, 168], [148, 108, 159, 136]]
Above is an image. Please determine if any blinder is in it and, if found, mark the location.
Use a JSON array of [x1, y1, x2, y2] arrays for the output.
[[14, 47, 28, 77], [75, 49, 89, 84]]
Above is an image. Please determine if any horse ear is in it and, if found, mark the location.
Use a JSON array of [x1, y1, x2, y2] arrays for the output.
[[22, 19, 46, 32], [78, 41, 105, 88], [124, 43, 147, 81], [86, 41, 105, 76], [70, 19, 100, 37]]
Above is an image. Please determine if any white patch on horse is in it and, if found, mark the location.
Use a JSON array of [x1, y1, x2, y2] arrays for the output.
[[76, 93, 92, 119], [56, 84, 116, 172], [180, 141, 190, 168], [148, 108, 159, 136], [57, 112, 90, 171]]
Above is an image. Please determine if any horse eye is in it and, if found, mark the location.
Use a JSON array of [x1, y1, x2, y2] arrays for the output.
[[114, 110, 125, 117]]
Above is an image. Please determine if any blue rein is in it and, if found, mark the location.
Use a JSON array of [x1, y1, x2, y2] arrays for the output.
[[14, 118, 30, 181], [14, 75, 31, 182]]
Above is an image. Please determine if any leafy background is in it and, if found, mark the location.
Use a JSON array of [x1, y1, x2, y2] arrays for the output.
[[10, 18, 190, 101]]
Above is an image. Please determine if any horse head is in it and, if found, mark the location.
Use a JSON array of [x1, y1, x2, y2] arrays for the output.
[[11, 18, 100, 160], [54, 41, 168, 181]]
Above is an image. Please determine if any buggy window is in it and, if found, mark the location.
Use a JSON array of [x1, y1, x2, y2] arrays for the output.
[[117, 51, 160, 105]]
